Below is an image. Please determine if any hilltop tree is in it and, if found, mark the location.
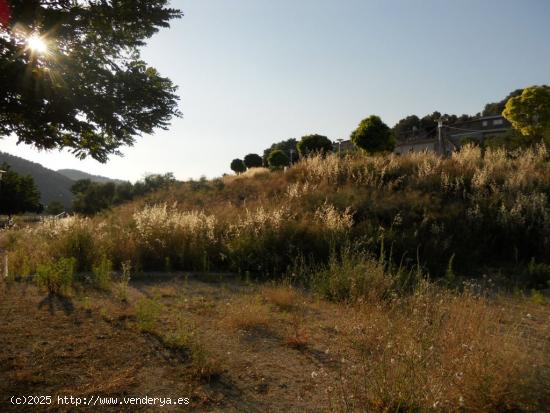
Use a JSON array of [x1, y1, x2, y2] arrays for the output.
[[0, 163, 42, 217], [483, 89, 524, 116], [267, 150, 289, 168], [243, 153, 263, 169], [351, 115, 394, 153], [263, 138, 298, 164], [297, 134, 333, 157], [230, 158, 246, 174], [503, 86, 550, 140], [0, 1, 182, 162]]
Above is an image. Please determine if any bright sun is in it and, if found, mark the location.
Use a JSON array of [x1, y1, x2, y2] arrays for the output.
[[27, 34, 48, 54]]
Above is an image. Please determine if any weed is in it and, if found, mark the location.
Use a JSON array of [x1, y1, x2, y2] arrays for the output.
[[284, 312, 309, 350], [262, 285, 300, 311], [224, 295, 270, 330], [35, 257, 76, 296], [166, 318, 222, 381], [114, 260, 132, 302], [92, 255, 113, 291], [135, 297, 162, 332]]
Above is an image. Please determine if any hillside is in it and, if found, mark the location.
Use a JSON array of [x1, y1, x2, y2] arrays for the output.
[[0, 152, 74, 209], [57, 168, 125, 184], [1, 148, 549, 412]]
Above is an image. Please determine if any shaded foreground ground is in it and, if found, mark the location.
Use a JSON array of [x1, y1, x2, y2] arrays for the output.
[[1, 274, 549, 412]]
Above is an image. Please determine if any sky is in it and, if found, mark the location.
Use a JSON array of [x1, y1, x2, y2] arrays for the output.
[[1, 0, 550, 182]]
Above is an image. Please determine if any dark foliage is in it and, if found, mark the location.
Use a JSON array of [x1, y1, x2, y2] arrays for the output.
[[243, 153, 263, 168], [0, 162, 42, 216], [262, 138, 298, 165], [297, 134, 333, 157], [71, 172, 176, 215], [267, 149, 289, 168], [230, 158, 246, 174], [0, 0, 182, 162]]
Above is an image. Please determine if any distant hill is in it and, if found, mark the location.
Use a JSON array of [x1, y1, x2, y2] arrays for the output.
[[0, 152, 74, 209], [57, 169, 126, 184]]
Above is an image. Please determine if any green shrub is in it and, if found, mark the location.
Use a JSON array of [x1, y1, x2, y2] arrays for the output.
[[92, 255, 113, 291], [135, 297, 162, 332], [523, 258, 550, 289], [313, 251, 397, 303], [35, 257, 76, 296]]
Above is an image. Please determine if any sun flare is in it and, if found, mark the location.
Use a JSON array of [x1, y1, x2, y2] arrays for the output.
[[27, 34, 48, 54]]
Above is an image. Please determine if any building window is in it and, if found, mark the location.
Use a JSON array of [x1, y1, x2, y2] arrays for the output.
[[482, 120, 488, 127], [493, 118, 503, 125]]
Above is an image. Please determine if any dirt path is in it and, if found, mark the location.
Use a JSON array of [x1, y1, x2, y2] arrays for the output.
[[0, 276, 342, 412]]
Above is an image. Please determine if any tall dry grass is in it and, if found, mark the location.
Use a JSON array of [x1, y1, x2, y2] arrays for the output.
[[329, 282, 550, 412], [1, 145, 550, 286]]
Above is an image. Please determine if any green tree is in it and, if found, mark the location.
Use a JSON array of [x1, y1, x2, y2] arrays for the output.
[[483, 89, 524, 116], [0, 1, 182, 162], [392, 115, 421, 142], [297, 134, 333, 157], [267, 150, 289, 168], [243, 153, 263, 168], [230, 158, 246, 174], [351, 115, 394, 153], [0, 163, 42, 217], [46, 201, 65, 215], [263, 138, 298, 164], [72, 180, 116, 215], [503, 86, 550, 140]]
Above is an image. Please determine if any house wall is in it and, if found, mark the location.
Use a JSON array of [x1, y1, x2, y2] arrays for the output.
[[394, 140, 438, 155]]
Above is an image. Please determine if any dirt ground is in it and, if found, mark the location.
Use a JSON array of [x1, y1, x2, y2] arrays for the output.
[[0, 275, 346, 412]]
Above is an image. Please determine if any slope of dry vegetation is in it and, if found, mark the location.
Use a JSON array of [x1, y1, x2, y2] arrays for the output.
[[4, 145, 550, 287], [1, 147, 550, 411]]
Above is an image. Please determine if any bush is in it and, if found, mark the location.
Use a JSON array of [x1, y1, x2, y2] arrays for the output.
[[135, 297, 162, 332], [312, 251, 398, 303], [35, 257, 76, 296]]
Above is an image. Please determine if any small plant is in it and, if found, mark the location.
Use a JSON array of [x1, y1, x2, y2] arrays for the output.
[[224, 295, 270, 330], [166, 318, 222, 382], [35, 257, 76, 296], [314, 251, 395, 303], [262, 285, 299, 311], [82, 296, 92, 313], [92, 255, 112, 291], [284, 313, 309, 350], [114, 260, 132, 302], [135, 297, 162, 332], [530, 289, 545, 305]]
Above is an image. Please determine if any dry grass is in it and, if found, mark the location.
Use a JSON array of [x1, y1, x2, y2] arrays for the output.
[[328, 282, 550, 412], [223, 294, 271, 330], [261, 285, 301, 311], [224, 167, 271, 182], [283, 312, 309, 350]]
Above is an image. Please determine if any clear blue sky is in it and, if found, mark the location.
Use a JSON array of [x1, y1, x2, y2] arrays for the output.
[[2, 0, 550, 181]]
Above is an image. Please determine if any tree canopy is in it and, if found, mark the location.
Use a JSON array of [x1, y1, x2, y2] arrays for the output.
[[483, 89, 524, 117], [230, 158, 246, 174], [243, 153, 263, 169], [351, 115, 394, 153], [267, 149, 289, 168], [263, 138, 298, 164], [503, 85, 550, 140], [296, 134, 333, 157], [0, 1, 182, 162], [0, 163, 42, 216], [71, 172, 176, 215]]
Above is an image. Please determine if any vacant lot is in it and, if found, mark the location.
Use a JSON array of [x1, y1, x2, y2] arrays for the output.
[[1, 274, 549, 412]]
